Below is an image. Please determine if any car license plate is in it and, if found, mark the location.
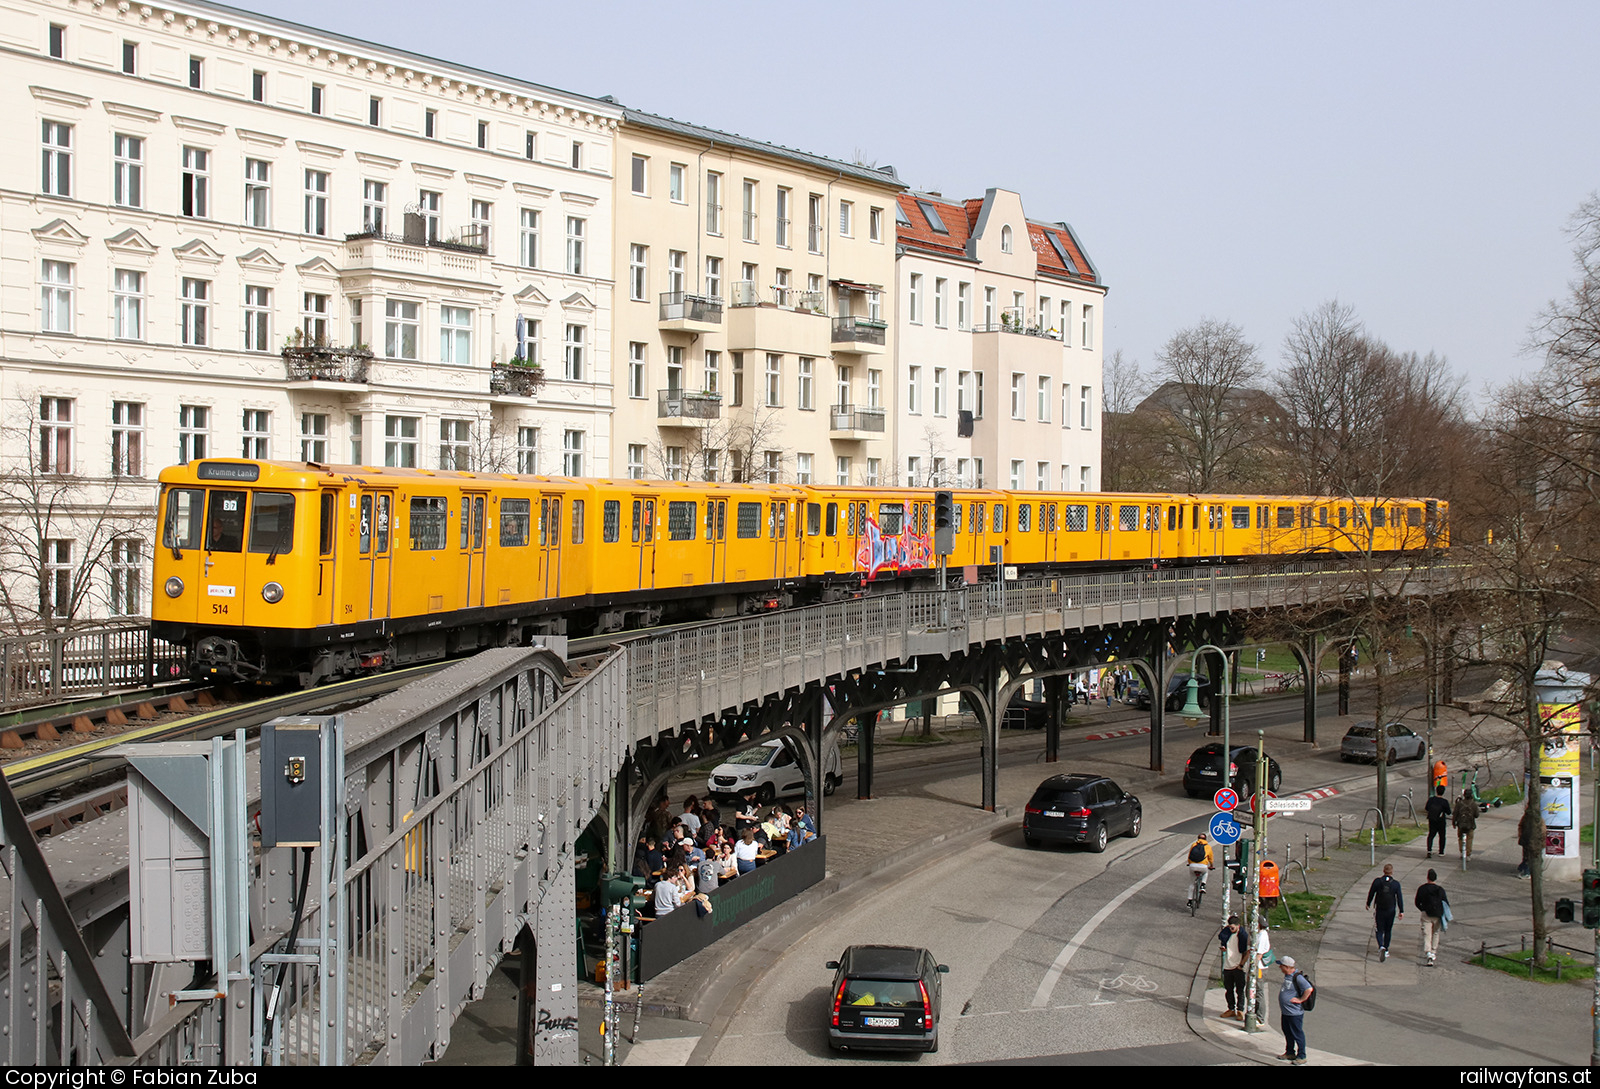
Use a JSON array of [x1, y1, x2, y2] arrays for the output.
[[864, 1017, 899, 1028], [1201, 769, 1217, 776], [1044, 810, 1064, 817]]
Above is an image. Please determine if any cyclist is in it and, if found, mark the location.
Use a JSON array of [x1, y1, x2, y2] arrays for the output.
[[1186, 832, 1215, 908]]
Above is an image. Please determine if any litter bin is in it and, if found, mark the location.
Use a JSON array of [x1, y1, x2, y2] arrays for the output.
[[1260, 860, 1281, 915]]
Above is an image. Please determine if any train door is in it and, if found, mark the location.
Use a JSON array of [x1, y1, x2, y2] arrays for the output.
[[539, 493, 562, 598], [633, 496, 657, 590], [1041, 502, 1058, 564], [768, 499, 788, 579], [1095, 502, 1112, 561], [160, 485, 206, 626], [847, 500, 866, 575], [705, 497, 727, 583], [315, 489, 338, 624], [201, 488, 249, 625], [1196, 502, 1223, 559], [971, 500, 987, 569], [460, 492, 487, 608], [345, 490, 394, 623]]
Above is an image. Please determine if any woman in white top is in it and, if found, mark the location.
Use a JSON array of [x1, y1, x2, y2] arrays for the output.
[[1253, 918, 1272, 1025], [734, 827, 761, 874]]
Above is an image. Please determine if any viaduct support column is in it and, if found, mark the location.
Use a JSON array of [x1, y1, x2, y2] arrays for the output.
[[1043, 675, 1065, 763], [982, 659, 1001, 811], [855, 709, 878, 800], [1293, 635, 1320, 746], [1149, 623, 1168, 773], [801, 689, 826, 833]]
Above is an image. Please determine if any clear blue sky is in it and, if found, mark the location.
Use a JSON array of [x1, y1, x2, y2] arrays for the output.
[[240, 0, 1600, 399]]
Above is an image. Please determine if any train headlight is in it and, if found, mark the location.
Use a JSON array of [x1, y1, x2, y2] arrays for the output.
[[164, 577, 184, 598], [261, 581, 284, 604]]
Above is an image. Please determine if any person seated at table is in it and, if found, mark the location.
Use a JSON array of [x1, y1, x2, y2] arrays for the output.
[[790, 803, 817, 849], [735, 827, 761, 874], [735, 791, 761, 833], [699, 798, 721, 843], [705, 824, 729, 853], [678, 797, 702, 839], [696, 851, 720, 894], [716, 842, 738, 880], [654, 868, 685, 916], [762, 807, 790, 850], [668, 822, 704, 863], [632, 834, 663, 878]]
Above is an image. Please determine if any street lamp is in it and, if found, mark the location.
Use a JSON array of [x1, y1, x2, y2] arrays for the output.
[[1180, 645, 1233, 919]]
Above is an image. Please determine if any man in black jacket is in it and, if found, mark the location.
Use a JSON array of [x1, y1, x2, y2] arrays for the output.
[[1366, 863, 1404, 961], [1424, 785, 1452, 858], [1414, 869, 1450, 966]]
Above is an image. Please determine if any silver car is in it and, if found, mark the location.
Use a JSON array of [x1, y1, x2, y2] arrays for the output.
[[1340, 721, 1426, 765]]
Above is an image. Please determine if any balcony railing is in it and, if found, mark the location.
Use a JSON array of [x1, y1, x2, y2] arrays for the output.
[[345, 221, 488, 255], [283, 343, 373, 383], [659, 292, 724, 324], [731, 281, 761, 307], [830, 404, 887, 433], [658, 388, 722, 421], [798, 290, 826, 314], [972, 306, 1055, 337], [490, 361, 547, 397], [832, 315, 888, 346]]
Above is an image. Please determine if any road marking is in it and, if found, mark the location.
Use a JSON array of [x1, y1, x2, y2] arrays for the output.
[[1084, 726, 1152, 741], [1030, 850, 1189, 1008]]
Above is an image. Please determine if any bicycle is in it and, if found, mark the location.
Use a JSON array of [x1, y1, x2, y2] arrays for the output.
[[1187, 866, 1210, 916]]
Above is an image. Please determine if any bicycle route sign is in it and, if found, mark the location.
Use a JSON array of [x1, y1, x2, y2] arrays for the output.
[[1208, 810, 1245, 845], [1213, 787, 1240, 812]]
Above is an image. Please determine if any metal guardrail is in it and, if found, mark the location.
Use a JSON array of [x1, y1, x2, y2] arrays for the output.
[[1, 625, 187, 712]]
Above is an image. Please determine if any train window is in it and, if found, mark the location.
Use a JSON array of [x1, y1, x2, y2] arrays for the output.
[[1278, 507, 1295, 529], [736, 502, 761, 538], [826, 503, 838, 536], [359, 495, 373, 555], [1257, 505, 1268, 528], [249, 492, 296, 557], [571, 499, 585, 543], [549, 499, 560, 543], [472, 497, 485, 549], [716, 500, 726, 540], [776, 503, 786, 539], [205, 491, 247, 552], [1339, 507, 1348, 528], [409, 496, 448, 550], [668, 500, 696, 541], [878, 503, 903, 535], [631, 500, 641, 543], [374, 495, 390, 554], [1144, 505, 1157, 531], [642, 500, 654, 543], [1043, 504, 1055, 532], [319, 492, 336, 556], [993, 504, 1005, 533], [1017, 504, 1031, 532], [163, 488, 204, 552], [953, 504, 963, 534], [1065, 504, 1087, 531], [1231, 506, 1249, 530], [1118, 505, 1139, 532], [1175, 504, 1183, 530], [540, 499, 551, 545], [461, 499, 471, 549], [501, 498, 531, 546], [1408, 506, 1422, 528], [972, 502, 983, 531], [807, 503, 821, 538], [1373, 506, 1386, 528], [603, 500, 620, 542], [1168, 505, 1177, 532]]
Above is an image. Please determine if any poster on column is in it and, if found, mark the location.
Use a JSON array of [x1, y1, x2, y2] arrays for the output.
[[1537, 703, 1582, 778]]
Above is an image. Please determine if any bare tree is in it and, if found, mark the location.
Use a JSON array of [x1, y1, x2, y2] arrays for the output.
[[1100, 350, 1156, 492], [1150, 319, 1266, 490]]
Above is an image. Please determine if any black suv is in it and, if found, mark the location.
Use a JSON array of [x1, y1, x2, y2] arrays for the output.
[[1132, 672, 1216, 712], [1023, 773, 1142, 852], [1183, 743, 1282, 799], [826, 945, 949, 1054]]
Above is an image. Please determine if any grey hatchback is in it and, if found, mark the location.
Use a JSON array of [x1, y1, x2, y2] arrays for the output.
[[826, 945, 948, 1054], [1341, 721, 1426, 764]]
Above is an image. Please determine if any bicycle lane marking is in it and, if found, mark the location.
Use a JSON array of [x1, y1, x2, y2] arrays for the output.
[[1029, 849, 1190, 1008]]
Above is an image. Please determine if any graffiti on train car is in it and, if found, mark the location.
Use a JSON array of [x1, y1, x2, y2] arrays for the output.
[[856, 517, 934, 579]]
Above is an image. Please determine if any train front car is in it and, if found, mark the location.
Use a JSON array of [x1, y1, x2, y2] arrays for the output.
[[152, 459, 327, 685]]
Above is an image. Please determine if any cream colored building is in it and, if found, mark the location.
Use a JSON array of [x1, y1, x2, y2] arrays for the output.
[[0, 0, 618, 624], [611, 109, 903, 485], [894, 189, 1106, 491]]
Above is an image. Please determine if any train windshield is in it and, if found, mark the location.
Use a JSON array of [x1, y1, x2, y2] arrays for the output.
[[206, 491, 247, 552], [248, 492, 296, 560], [163, 488, 204, 553]]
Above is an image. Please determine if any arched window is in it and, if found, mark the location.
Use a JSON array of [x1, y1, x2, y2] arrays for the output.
[[1001, 225, 1013, 253]]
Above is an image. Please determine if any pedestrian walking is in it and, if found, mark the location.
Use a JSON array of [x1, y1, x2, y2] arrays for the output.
[[1424, 784, 1451, 858], [1414, 869, 1449, 966], [1217, 915, 1248, 1020], [1453, 788, 1478, 859], [1275, 955, 1313, 1064], [1365, 862, 1404, 961], [1517, 809, 1542, 878]]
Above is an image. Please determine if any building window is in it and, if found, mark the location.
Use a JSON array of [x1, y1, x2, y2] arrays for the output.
[[42, 539, 73, 620], [41, 121, 71, 197], [244, 159, 270, 227], [38, 397, 72, 475], [1081, 386, 1093, 428], [439, 419, 471, 470], [763, 451, 781, 484], [1081, 305, 1094, 349], [983, 287, 996, 326], [182, 55, 201, 89], [349, 414, 363, 463], [48, 24, 64, 59], [1001, 225, 1013, 253], [311, 84, 324, 115], [244, 285, 271, 351], [242, 409, 271, 458], [419, 190, 441, 242], [798, 357, 814, 410], [839, 200, 853, 237], [477, 120, 489, 149], [775, 187, 791, 248], [908, 274, 923, 324], [385, 300, 419, 360], [907, 366, 921, 414], [808, 194, 823, 253], [866, 458, 880, 486], [181, 277, 209, 346], [868, 368, 882, 410], [870, 207, 883, 242], [122, 40, 137, 74], [180, 146, 209, 218], [836, 364, 852, 408], [362, 179, 386, 233], [112, 269, 143, 340], [523, 129, 534, 158], [934, 368, 947, 416], [796, 453, 813, 485], [520, 209, 539, 267], [706, 172, 722, 235], [382, 415, 417, 468], [1010, 460, 1022, 489], [112, 402, 144, 477], [669, 163, 685, 202], [349, 297, 363, 349], [519, 317, 541, 365], [420, 109, 435, 139], [564, 325, 586, 381], [730, 352, 744, 407], [705, 256, 722, 300], [109, 538, 142, 616], [368, 96, 381, 127], [934, 278, 948, 328], [440, 306, 472, 364], [304, 170, 328, 235], [516, 427, 539, 474], [628, 342, 646, 399], [957, 282, 971, 330], [631, 154, 647, 195], [113, 134, 143, 208], [562, 430, 584, 475], [571, 141, 583, 170], [765, 353, 782, 407], [300, 412, 328, 462], [302, 292, 329, 344], [470, 200, 491, 251], [743, 179, 758, 242], [1039, 377, 1051, 422], [1037, 462, 1048, 490], [40, 260, 73, 333], [566, 217, 586, 275], [629, 244, 647, 301], [178, 405, 209, 462], [251, 69, 265, 102], [705, 350, 721, 394], [668, 250, 686, 296], [1080, 466, 1091, 491], [626, 444, 644, 480], [906, 456, 921, 488]]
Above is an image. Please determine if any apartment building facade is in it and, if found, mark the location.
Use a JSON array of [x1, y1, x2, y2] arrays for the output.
[[1, 0, 618, 625], [894, 188, 1106, 491], [611, 109, 903, 486]]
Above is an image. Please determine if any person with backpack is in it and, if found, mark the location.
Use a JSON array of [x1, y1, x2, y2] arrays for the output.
[[1275, 955, 1314, 1064], [1453, 788, 1479, 859], [1185, 833, 1214, 908]]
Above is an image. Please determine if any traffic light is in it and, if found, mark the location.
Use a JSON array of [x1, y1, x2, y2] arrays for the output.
[[1583, 869, 1600, 929], [1556, 898, 1576, 923], [934, 490, 955, 530]]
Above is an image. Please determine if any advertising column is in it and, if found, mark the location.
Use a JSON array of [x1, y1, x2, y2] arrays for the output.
[[1534, 667, 1592, 878]]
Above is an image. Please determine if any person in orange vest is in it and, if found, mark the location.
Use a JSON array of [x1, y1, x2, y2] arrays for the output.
[[1260, 859, 1281, 917]]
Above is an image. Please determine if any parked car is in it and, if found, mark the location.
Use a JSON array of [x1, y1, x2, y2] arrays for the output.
[[1341, 721, 1426, 764], [826, 945, 948, 1054], [1132, 672, 1216, 712], [1022, 773, 1142, 852], [1005, 696, 1053, 729], [1183, 743, 1282, 799], [705, 737, 842, 804]]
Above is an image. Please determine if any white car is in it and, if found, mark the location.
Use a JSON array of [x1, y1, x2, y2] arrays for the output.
[[705, 737, 842, 804]]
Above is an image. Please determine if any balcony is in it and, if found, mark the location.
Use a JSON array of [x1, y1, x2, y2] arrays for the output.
[[831, 315, 888, 354], [343, 225, 489, 282], [658, 388, 721, 427], [829, 404, 887, 440], [730, 280, 761, 307], [490, 361, 547, 398], [660, 292, 724, 333], [726, 283, 830, 355], [971, 306, 1057, 338], [282, 342, 372, 387]]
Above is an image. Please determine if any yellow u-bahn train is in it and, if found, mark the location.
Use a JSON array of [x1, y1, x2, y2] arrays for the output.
[[150, 459, 1447, 685]]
